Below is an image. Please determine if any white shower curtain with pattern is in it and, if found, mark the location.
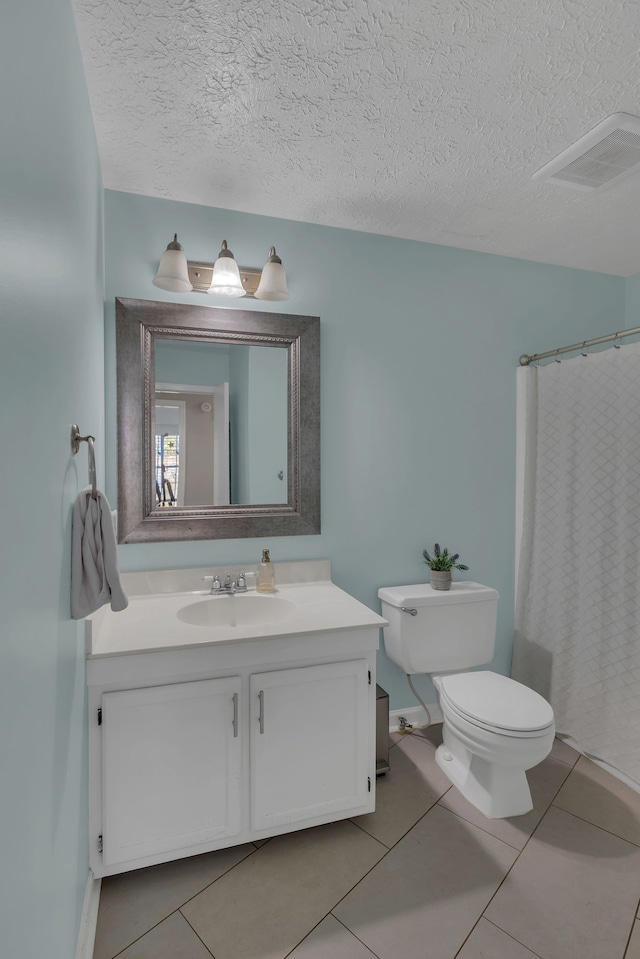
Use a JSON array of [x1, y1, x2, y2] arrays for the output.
[[513, 341, 640, 789]]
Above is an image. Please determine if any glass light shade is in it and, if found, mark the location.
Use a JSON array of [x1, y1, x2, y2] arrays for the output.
[[152, 235, 193, 292], [255, 247, 289, 301], [208, 241, 246, 297]]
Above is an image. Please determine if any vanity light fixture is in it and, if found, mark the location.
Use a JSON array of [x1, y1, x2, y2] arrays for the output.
[[208, 240, 245, 297], [152, 235, 193, 293], [255, 247, 288, 301], [152, 235, 289, 300]]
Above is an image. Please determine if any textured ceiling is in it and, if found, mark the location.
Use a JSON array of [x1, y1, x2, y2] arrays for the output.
[[72, 0, 640, 275]]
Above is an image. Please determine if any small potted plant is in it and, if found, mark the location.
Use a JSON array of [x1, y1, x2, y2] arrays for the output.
[[422, 543, 469, 591]]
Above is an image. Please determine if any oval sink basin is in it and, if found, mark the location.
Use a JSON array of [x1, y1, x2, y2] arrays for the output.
[[177, 594, 296, 629]]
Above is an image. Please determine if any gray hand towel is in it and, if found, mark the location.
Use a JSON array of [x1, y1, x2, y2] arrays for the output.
[[71, 487, 128, 620]]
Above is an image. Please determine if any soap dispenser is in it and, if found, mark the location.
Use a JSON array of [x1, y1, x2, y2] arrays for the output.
[[256, 548, 276, 593]]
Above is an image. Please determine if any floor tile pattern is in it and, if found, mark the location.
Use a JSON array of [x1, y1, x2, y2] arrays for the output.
[[93, 728, 640, 959]]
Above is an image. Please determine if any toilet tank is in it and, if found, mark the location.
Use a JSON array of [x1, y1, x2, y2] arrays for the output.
[[377, 582, 499, 674]]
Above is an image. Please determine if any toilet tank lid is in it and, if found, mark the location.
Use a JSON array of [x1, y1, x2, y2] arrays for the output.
[[378, 582, 499, 608]]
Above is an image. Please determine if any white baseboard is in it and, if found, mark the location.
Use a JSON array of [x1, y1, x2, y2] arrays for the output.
[[389, 702, 442, 732], [76, 870, 101, 959]]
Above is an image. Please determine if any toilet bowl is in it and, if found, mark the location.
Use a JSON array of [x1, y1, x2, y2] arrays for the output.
[[433, 671, 554, 818], [377, 582, 555, 819]]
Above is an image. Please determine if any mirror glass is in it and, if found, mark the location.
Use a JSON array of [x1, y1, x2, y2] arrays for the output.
[[115, 297, 320, 543], [154, 339, 288, 508]]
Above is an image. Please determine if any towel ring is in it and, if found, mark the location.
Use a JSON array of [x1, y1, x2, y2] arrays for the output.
[[71, 424, 97, 499]]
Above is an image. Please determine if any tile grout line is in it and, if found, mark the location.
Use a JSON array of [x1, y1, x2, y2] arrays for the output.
[[434, 797, 525, 852], [280, 915, 330, 959], [179, 908, 218, 959], [438, 797, 562, 958], [101, 806, 413, 959], [276, 799, 435, 959], [550, 757, 580, 768], [622, 915, 639, 959], [97, 844, 260, 959], [353, 798, 536, 959], [332, 912, 384, 959], [548, 742, 581, 768], [283, 764, 628, 959], [470, 769, 640, 956], [310, 824, 404, 931], [173, 842, 261, 914], [104, 908, 216, 959], [434, 757, 574, 851], [279, 912, 384, 959], [549, 799, 640, 848], [452, 916, 547, 959], [349, 785, 453, 849], [173, 821, 390, 959], [342, 747, 536, 953], [179, 825, 393, 959], [328, 795, 459, 935], [472, 767, 574, 932]]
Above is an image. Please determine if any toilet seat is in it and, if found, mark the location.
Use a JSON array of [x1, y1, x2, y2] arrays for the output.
[[438, 671, 554, 737]]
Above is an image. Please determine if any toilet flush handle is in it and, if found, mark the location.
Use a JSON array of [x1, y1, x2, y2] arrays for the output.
[[401, 607, 418, 616]]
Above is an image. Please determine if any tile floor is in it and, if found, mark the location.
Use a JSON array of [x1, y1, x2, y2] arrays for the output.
[[93, 727, 640, 959]]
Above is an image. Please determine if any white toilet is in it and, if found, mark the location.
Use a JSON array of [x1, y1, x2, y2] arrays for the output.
[[378, 581, 555, 819]]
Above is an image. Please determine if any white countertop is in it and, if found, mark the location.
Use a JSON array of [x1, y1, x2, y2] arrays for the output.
[[86, 562, 387, 658]]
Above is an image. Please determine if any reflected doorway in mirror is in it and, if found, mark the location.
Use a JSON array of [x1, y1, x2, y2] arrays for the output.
[[155, 383, 231, 507]]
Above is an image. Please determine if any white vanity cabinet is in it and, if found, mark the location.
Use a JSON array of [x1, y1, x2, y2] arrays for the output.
[[249, 660, 370, 832], [100, 677, 242, 869], [87, 627, 378, 877]]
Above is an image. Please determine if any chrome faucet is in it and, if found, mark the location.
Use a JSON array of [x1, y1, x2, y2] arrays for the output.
[[210, 571, 249, 595]]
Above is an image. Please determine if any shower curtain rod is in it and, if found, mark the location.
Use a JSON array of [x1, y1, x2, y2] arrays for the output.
[[519, 323, 640, 366]]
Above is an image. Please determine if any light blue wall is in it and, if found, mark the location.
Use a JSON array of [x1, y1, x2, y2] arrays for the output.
[[105, 190, 625, 710], [0, 1, 103, 957]]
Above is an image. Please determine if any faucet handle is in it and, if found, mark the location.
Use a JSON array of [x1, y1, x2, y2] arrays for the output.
[[237, 572, 246, 589], [211, 575, 222, 592]]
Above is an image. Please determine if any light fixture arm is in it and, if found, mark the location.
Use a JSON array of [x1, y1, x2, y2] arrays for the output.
[[165, 233, 184, 252]]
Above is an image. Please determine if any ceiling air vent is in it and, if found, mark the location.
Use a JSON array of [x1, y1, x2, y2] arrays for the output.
[[532, 113, 640, 192]]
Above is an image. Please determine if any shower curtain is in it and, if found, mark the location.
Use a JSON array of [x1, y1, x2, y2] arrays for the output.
[[513, 341, 640, 789]]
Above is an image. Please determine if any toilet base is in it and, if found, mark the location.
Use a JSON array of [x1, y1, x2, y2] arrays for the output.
[[436, 732, 534, 819]]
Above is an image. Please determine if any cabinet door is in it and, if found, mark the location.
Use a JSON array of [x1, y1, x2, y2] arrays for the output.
[[102, 677, 241, 868], [250, 660, 370, 831]]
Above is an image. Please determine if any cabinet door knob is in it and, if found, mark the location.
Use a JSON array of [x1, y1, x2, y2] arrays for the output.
[[258, 689, 265, 734]]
